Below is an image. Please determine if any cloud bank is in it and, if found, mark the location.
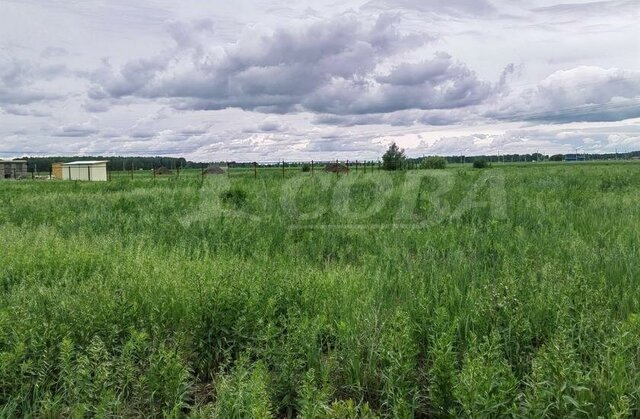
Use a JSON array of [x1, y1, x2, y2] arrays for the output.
[[1, 0, 639, 159]]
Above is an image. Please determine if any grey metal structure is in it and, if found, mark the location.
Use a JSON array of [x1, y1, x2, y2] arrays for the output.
[[0, 160, 28, 179]]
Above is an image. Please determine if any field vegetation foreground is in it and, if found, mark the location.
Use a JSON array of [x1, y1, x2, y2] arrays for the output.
[[1, 162, 640, 417]]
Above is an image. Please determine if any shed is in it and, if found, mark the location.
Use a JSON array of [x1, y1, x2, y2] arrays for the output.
[[0, 159, 28, 179], [61, 161, 109, 181]]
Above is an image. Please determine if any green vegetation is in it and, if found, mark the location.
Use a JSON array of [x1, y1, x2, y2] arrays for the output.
[[382, 142, 406, 171], [1, 162, 640, 417], [219, 187, 249, 208], [473, 159, 489, 169], [421, 156, 447, 170], [550, 154, 564, 162]]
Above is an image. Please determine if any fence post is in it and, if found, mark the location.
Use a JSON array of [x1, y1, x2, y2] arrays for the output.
[[311, 160, 314, 177], [346, 160, 349, 175], [282, 160, 285, 178], [253, 162, 257, 179], [227, 161, 230, 178]]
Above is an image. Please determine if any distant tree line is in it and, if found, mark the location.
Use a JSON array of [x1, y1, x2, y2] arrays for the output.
[[22, 156, 191, 173], [21, 157, 371, 173], [17, 149, 640, 173], [404, 151, 640, 167]]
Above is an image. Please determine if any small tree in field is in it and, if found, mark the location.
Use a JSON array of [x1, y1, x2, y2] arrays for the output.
[[421, 156, 447, 169], [473, 159, 489, 169], [550, 154, 564, 162], [382, 142, 406, 171]]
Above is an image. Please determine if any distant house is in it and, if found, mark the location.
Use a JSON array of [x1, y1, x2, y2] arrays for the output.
[[565, 154, 586, 162], [0, 159, 28, 179], [60, 161, 109, 181]]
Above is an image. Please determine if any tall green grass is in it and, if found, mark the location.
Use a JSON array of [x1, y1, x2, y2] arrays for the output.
[[1, 162, 639, 417]]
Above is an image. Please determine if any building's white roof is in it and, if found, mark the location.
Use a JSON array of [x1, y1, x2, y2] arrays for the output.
[[62, 161, 109, 165], [0, 159, 27, 163]]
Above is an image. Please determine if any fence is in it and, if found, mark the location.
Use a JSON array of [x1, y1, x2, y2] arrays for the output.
[[12, 155, 637, 182], [14, 160, 385, 182]]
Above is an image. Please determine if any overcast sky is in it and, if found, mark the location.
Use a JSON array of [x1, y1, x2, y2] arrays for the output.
[[1, 0, 639, 161]]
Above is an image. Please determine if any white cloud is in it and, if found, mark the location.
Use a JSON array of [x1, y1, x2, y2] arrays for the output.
[[488, 66, 640, 123], [0, 0, 639, 159]]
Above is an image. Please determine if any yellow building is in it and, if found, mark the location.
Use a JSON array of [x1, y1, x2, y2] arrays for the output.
[[51, 163, 64, 180]]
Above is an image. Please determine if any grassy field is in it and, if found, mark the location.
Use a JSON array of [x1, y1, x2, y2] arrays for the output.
[[1, 162, 640, 417]]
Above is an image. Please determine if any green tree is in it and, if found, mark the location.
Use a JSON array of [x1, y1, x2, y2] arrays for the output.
[[550, 154, 564, 161], [382, 142, 406, 171]]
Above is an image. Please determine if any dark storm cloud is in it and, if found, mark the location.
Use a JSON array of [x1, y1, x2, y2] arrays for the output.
[[91, 55, 170, 99], [90, 15, 494, 118], [86, 11, 640, 128], [303, 52, 492, 115], [91, 14, 474, 116]]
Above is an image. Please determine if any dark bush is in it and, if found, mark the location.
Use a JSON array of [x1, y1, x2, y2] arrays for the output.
[[473, 159, 489, 169], [421, 156, 447, 170], [301, 164, 311, 172], [220, 188, 248, 208]]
